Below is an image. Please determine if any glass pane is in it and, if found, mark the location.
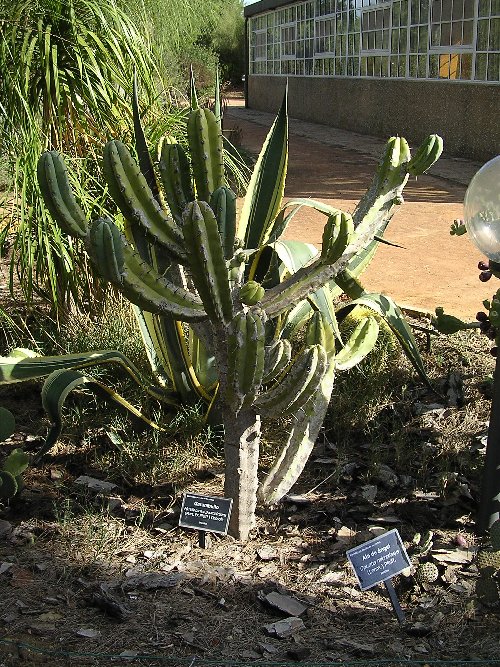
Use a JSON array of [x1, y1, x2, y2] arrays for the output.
[[375, 30, 382, 48], [464, 0, 475, 19], [432, 0, 442, 22], [491, 0, 500, 14], [399, 27, 408, 50], [381, 55, 389, 76], [410, 25, 418, 50], [391, 28, 398, 51], [398, 56, 406, 76], [419, 25, 429, 51], [442, 0, 453, 21], [411, 0, 420, 22], [475, 53, 487, 79], [361, 56, 367, 75], [490, 19, 500, 51], [390, 57, 399, 75], [420, 0, 431, 20], [439, 54, 451, 77], [453, 0, 465, 20], [431, 23, 441, 46], [354, 32, 360, 52], [429, 53, 439, 76], [418, 54, 427, 76], [409, 54, 418, 75], [400, 1, 408, 24], [462, 20, 473, 44], [488, 53, 499, 81], [478, 0, 490, 17], [449, 53, 459, 78], [477, 19, 489, 50], [393, 2, 401, 27], [441, 22, 451, 45], [368, 31, 375, 49], [460, 53, 472, 78], [451, 21, 463, 45]]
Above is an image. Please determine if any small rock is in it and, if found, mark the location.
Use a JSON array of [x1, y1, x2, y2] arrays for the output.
[[432, 549, 474, 565], [334, 638, 376, 654], [373, 464, 399, 487], [336, 525, 355, 540], [360, 485, 378, 503], [124, 572, 185, 590], [318, 571, 344, 584], [413, 402, 446, 416], [257, 546, 278, 561], [0, 520, 13, 538], [74, 476, 117, 493], [0, 562, 14, 575], [239, 650, 261, 660], [263, 617, 305, 638], [76, 628, 101, 638], [257, 642, 279, 655], [105, 496, 123, 512], [262, 592, 307, 616]]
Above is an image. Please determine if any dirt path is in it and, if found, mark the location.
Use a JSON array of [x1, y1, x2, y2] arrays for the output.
[[225, 102, 487, 318]]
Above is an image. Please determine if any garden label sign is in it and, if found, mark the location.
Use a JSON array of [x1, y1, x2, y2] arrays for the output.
[[179, 493, 233, 547], [346, 529, 411, 624]]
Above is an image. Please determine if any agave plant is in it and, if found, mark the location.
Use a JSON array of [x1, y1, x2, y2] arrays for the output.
[[0, 79, 443, 539]]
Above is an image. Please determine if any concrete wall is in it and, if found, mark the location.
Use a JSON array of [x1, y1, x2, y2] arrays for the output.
[[247, 76, 499, 162]]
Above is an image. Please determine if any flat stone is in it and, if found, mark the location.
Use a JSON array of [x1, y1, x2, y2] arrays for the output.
[[263, 592, 307, 616], [74, 476, 117, 493], [263, 617, 305, 638], [360, 485, 378, 503]]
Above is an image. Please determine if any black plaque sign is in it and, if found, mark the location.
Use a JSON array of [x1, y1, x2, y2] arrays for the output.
[[179, 493, 233, 535], [346, 529, 411, 591]]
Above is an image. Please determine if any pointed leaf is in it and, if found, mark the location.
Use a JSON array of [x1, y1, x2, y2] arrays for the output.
[[37, 369, 165, 460], [335, 316, 379, 370], [133, 71, 161, 204], [337, 293, 432, 386], [238, 92, 288, 249]]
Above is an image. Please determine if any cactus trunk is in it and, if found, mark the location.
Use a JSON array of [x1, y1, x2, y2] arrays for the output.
[[223, 407, 261, 541]]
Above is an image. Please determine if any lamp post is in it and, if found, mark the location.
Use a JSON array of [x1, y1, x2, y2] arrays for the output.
[[464, 155, 500, 534]]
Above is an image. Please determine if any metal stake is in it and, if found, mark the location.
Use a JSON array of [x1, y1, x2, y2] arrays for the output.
[[477, 352, 500, 534], [198, 530, 206, 548], [383, 579, 406, 625]]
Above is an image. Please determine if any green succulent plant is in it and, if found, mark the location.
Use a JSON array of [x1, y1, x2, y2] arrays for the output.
[[0, 408, 29, 499], [0, 76, 443, 539], [476, 519, 500, 607]]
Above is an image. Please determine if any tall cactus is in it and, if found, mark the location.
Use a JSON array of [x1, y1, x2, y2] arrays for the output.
[[27, 83, 443, 539]]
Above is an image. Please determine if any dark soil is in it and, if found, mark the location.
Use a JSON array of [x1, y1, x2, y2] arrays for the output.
[[1, 325, 500, 667]]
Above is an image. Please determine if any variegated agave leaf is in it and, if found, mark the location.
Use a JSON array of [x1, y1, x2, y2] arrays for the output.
[[37, 368, 165, 461]]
